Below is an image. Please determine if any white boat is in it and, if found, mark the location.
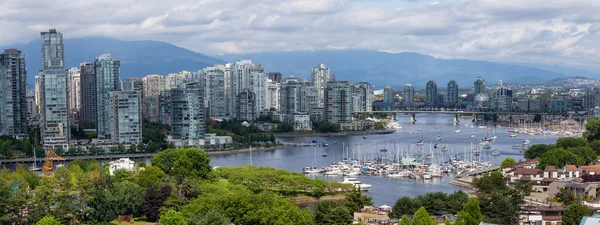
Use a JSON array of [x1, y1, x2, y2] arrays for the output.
[[523, 140, 532, 145], [510, 134, 517, 138], [325, 170, 341, 175], [344, 171, 361, 176], [491, 150, 500, 156], [470, 133, 475, 138], [491, 135, 497, 140], [454, 129, 460, 133], [422, 172, 432, 179], [416, 140, 424, 146], [303, 167, 321, 174], [436, 136, 442, 140], [441, 146, 448, 151], [342, 177, 372, 191], [363, 136, 368, 139]]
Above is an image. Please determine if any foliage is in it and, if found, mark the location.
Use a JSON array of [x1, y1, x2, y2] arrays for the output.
[[584, 118, 600, 142], [389, 196, 416, 218], [567, 146, 597, 165], [398, 215, 411, 225], [556, 137, 589, 149], [313, 122, 341, 133], [141, 184, 172, 222], [389, 191, 468, 218], [533, 114, 542, 122], [159, 209, 187, 225], [500, 157, 516, 168], [473, 172, 508, 194], [412, 207, 436, 225], [557, 188, 577, 205], [274, 122, 294, 132], [313, 200, 353, 225], [524, 144, 554, 159], [562, 201, 593, 225], [454, 198, 484, 225], [538, 148, 583, 169], [344, 187, 373, 212], [513, 182, 533, 196], [110, 181, 144, 215], [188, 210, 231, 225], [374, 122, 386, 130], [479, 189, 523, 225], [136, 166, 166, 189], [151, 148, 212, 182], [589, 140, 600, 155], [36, 216, 62, 225]]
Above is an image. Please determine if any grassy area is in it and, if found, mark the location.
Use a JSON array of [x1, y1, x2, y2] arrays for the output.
[[110, 218, 155, 225]]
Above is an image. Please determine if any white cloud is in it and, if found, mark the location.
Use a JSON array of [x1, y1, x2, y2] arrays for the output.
[[1, 0, 600, 69]]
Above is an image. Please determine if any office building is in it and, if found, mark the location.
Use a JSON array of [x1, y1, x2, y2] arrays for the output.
[[0, 49, 28, 138], [267, 72, 283, 84], [383, 85, 394, 104], [165, 71, 189, 90], [474, 76, 485, 95], [426, 80, 438, 106], [280, 78, 301, 114], [404, 84, 415, 106], [95, 54, 120, 139], [267, 80, 280, 111], [447, 80, 458, 107], [39, 29, 70, 150], [110, 90, 141, 144], [141, 74, 164, 123], [79, 62, 96, 124], [68, 67, 81, 123], [170, 82, 205, 146], [120, 78, 141, 91], [312, 64, 334, 108], [230, 60, 267, 121], [324, 81, 352, 123], [352, 82, 373, 112], [203, 65, 227, 118], [26, 91, 37, 129], [299, 85, 319, 114]]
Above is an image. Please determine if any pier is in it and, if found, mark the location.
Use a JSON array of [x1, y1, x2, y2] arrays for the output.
[[455, 166, 501, 178]]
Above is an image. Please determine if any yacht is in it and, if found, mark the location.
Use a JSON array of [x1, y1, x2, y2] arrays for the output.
[[302, 167, 321, 174], [363, 136, 368, 139], [470, 133, 475, 138], [523, 140, 532, 145], [30, 149, 41, 171], [441, 146, 448, 151], [454, 129, 460, 133], [491, 150, 500, 156], [422, 172, 432, 179], [491, 135, 497, 140], [436, 136, 442, 140], [322, 152, 328, 157], [342, 177, 372, 191], [510, 134, 517, 138], [416, 140, 424, 146]]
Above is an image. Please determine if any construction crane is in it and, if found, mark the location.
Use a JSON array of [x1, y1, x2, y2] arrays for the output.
[[42, 149, 65, 176]]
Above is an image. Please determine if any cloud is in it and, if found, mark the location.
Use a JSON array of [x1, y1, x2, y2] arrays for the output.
[[1, 0, 600, 70]]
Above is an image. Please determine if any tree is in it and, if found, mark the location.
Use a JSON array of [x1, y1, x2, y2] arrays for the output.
[[533, 114, 542, 123], [21, 138, 33, 156], [412, 207, 436, 225], [589, 140, 600, 155], [562, 202, 593, 225], [313, 200, 353, 225], [389, 196, 416, 218], [159, 209, 187, 225], [584, 118, 600, 142], [269, 134, 276, 143], [539, 147, 584, 169], [556, 137, 589, 149], [151, 148, 212, 182], [274, 122, 294, 132], [398, 215, 411, 225], [141, 184, 172, 221], [110, 181, 144, 216], [344, 187, 373, 212], [188, 210, 230, 225], [128, 144, 137, 153], [137, 142, 146, 152], [524, 144, 554, 159], [455, 198, 484, 225], [567, 146, 597, 165], [136, 166, 166, 189], [473, 171, 507, 194], [501, 157, 517, 168], [479, 190, 523, 225], [558, 188, 577, 205], [36, 216, 62, 225]]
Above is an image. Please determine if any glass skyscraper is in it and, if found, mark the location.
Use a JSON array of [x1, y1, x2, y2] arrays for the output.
[[447, 80, 459, 107], [40, 29, 70, 150], [324, 81, 352, 123], [95, 54, 120, 139], [0, 49, 28, 138], [426, 80, 438, 107]]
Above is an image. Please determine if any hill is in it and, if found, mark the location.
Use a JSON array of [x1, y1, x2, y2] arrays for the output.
[[221, 50, 569, 89], [6, 37, 224, 86]]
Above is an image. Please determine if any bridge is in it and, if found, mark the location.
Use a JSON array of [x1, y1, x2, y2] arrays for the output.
[[455, 165, 501, 178], [353, 110, 544, 115]]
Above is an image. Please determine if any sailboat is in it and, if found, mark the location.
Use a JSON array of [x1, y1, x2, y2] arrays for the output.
[[491, 127, 497, 140], [303, 146, 321, 174], [30, 149, 41, 171], [454, 129, 460, 133], [491, 150, 500, 156], [416, 132, 424, 146], [436, 131, 442, 140]]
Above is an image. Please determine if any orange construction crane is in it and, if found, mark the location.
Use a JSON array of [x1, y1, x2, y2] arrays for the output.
[[42, 149, 65, 176]]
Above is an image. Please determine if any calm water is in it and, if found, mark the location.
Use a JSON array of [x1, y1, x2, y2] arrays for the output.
[[6, 114, 560, 205]]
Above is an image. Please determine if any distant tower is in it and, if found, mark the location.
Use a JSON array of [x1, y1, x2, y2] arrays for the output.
[[95, 53, 120, 139], [426, 80, 438, 106], [474, 76, 485, 95], [311, 64, 334, 108], [447, 80, 459, 107], [499, 80, 503, 87], [404, 84, 415, 106], [0, 49, 28, 138], [383, 85, 394, 104]]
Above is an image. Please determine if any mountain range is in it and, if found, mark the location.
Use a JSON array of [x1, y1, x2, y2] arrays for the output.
[[3, 37, 598, 89]]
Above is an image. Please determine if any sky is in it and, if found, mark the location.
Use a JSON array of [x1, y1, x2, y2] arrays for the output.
[[2, 0, 600, 70]]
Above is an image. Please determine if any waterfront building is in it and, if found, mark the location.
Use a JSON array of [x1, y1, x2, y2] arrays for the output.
[[203, 65, 227, 118], [383, 85, 394, 104], [267, 80, 280, 111], [267, 72, 283, 84], [404, 84, 415, 106], [426, 80, 437, 107], [34, 75, 40, 114], [548, 95, 572, 113], [79, 62, 96, 124], [352, 82, 373, 112], [584, 89, 599, 112], [68, 67, 81, 123], [26, 91, 37, 129], [284, 113, 312, 131], [0, 49, 28, 138], [312, 64, 334, 108], [280, 78, 301, 114], [437, 93, 446, 107], [474, 76, 485, 95], [120, 78, 141, 91], [110, 90, 141, 144], [141, 74, 164, 123], [95, 54, 120, 139], [299, 85, 319, 115], [165, 71, 189, 90], [324, 81, 352, 123], [447, 80, 458, 107], [492, 86, 513, 112], [39, 29, 70, 150], [170, 82, 205, 147], [230, 60, 267, 121], [159, 90, 172, 125]]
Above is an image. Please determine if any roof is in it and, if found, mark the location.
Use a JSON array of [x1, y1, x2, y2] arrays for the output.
[[545, 165, 557, 172], [565, 165, 578, 171], [580, 215, 600, 225], [515, 168, 542, 175], [511, 158, 539, 168], [542, 178, 558, 182], [581, 166, 600, 174], [542, 215, 562, 221], [519, 176, 531, 181]]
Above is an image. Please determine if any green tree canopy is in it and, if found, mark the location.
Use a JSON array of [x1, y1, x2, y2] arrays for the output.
[[524, 144, 554, 159], [584, 118, 600, 142], [136, 166, 166, 189], [567, 146, 597, 165], [159, 209, 187, 225], [412, 207, 436, 225], [455, 198, 484, 225], [110, 181, 144, 215], [539, 147, 584, 169], [313, 200, 353, 225], [344, 187, 374, 212], [398, 215, 411, 225], [473, 171, 507, 195], [151, 148, 212, 182], [36, 216, 61, 225], [556, 137, 589, 149], [500, 157, 517, 168], [562, 201, 593, 225], [389, 196, 416, 218], [188, 210, 231, 225]]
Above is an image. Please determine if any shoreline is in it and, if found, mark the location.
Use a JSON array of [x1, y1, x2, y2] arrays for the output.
[[274, 129, 396, 138], [292, 194, 346, 205], [205, 145, 288, 155]]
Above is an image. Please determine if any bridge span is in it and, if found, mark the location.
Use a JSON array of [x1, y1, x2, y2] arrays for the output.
[[353, 110, 544, 115]]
